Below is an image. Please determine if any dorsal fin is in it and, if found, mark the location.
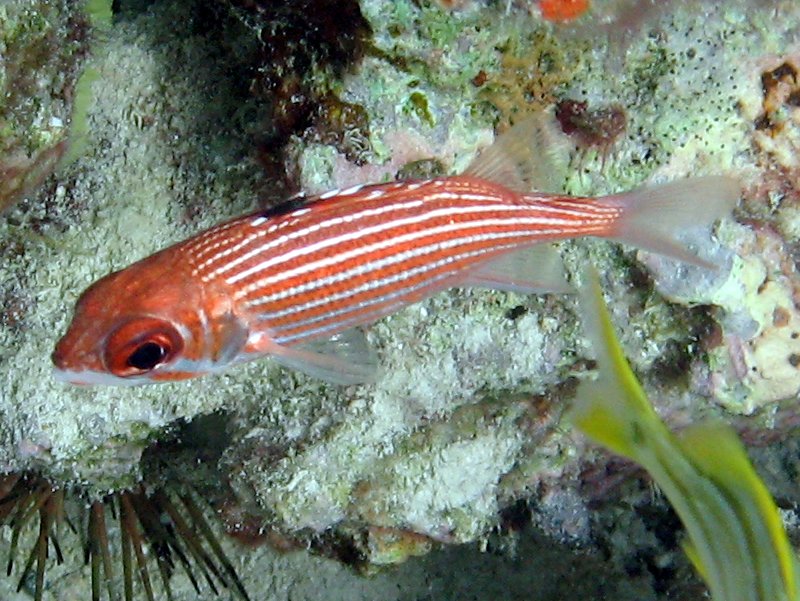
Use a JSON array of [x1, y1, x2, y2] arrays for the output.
[[464, 111, 571, 194], [259, 194, 309, 219]]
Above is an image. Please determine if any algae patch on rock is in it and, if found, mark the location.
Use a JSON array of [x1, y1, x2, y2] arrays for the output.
[[0, 0, 95, 211]]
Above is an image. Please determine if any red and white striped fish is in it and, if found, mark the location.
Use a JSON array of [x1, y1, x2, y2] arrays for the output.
[[52, 122, 739, 385]]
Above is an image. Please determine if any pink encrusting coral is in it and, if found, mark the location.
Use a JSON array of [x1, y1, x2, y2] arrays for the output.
[[555, 99, 627, 165]]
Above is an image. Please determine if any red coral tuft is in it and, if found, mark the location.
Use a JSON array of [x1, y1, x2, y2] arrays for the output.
[[555, 99, 626, 164], [539, 0, 590, 22]]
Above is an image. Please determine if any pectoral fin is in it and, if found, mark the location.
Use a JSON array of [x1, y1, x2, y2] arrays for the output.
[[259, 329, 380, 385]]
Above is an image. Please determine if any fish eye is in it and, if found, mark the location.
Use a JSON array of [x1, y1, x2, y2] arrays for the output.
[[126, 340, 168, 371], [104, 319, 183, 377]]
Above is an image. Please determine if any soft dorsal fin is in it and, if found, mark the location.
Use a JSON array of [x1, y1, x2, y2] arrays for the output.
[[464, 111, 571, 194]]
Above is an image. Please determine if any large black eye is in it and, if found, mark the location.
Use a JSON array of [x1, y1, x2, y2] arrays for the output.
[[105, 318, 184, 377], [126, 341, 167, 371]]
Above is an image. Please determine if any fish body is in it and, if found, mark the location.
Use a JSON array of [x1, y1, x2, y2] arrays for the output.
[[52, 121, 739, 385], [572, 268, 798, 601]]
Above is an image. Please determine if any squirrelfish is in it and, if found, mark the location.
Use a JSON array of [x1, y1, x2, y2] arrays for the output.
[[572, 268, 798, 601], [52, 120, 739, 385]]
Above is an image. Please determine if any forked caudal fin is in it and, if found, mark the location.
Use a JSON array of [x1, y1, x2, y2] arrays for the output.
[[603, 175, 740, 268]]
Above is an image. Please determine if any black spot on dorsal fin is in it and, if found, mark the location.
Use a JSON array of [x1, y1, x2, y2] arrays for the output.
[[259, 194, 309, 219]]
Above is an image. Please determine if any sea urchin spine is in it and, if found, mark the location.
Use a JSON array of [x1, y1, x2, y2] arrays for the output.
[[0, 473, 250, 601]]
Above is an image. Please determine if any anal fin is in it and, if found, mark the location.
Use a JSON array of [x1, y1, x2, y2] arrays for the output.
[[463, 244, 573, 294]]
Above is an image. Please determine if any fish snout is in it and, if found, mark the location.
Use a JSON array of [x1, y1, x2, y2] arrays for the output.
[[52, 345, 66, 371], [51, 336, 73, 371], [51, 332, 92, 377]]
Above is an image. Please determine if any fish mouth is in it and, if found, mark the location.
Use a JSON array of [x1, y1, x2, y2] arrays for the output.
[[51, 333, 82, 372], [52, 367, 95, 386], [51, 367, 142, 387], [52, 367, 90, 386], [51, 349, 94, 386]]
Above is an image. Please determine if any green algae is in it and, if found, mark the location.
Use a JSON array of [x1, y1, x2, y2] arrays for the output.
[[395, 157, 446, 180], [404, 91, 435, 127], [629, 43, 676, 104], [0, 0, 92, 211], [368, 0, 501, 91], [85, 0, 113, 29]]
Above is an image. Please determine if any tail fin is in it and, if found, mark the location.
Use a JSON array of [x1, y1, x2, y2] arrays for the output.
[[603, 176, 740, 268]]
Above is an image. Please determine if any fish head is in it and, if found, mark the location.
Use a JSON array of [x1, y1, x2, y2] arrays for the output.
[[52, 251, 248, 385]]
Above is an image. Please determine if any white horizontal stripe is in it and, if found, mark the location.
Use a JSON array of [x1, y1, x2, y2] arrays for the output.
[[228, 204, 568, 291], [269, 264, 462, 337], [194, 189, 612, 281], [248, 228, 556, 317], [529, 197, 620, 216], [194, 231, 263, 278], [273, 301, 406, 345], [235, 211, 577, 299], [195, 217, 300, 280], [211, 198, 427, 280], [454, 193, 499, 202], [207, 188, 518, 280], [269, 241, 523, 343], [225, 200, 518, 287], [188, 237, 241, 270], [340, 183, 365, 195], [319, 187, 342, 199]]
